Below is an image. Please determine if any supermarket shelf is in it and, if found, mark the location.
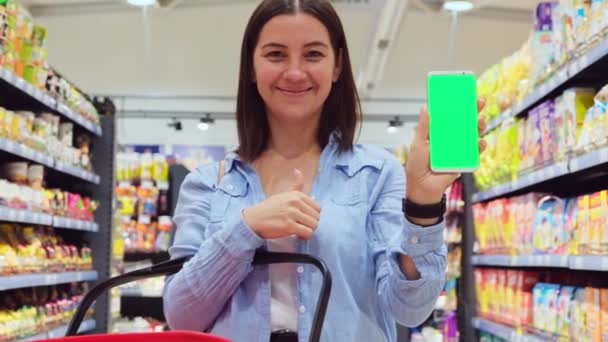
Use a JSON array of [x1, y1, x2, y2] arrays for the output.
[[472, 317, 544, 342], [569, 146, 608, 173], [0, 66, 101, 136], [53, 216, 99, 232], [0, 137, 100, 184], [472, 160, 569, 202], [472, 255, 569, 268], [0, 67, 57, 109], [0, 137, 54, 167], [0, 206, 99, 232], [0, 271, 98, 291], [483, 36, 608, 135], [0, 206, 53, 226], [473, 255, 608, 271], [54, 160, 101, 184], [18, 319, 96, 341], [569, 255, 608, 271], [56, 102, 102, 136]]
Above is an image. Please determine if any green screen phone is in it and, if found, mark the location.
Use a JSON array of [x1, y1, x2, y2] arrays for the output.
[[427, 71, 480, 172]]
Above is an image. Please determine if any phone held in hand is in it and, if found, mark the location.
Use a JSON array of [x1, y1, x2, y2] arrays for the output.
[[427, 71, 480, 173]]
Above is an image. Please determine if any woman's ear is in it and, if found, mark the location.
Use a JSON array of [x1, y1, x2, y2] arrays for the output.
[[333, 48, 343, 82]]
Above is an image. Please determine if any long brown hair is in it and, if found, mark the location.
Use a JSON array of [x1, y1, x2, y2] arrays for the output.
[[235, 0, 361, 162]]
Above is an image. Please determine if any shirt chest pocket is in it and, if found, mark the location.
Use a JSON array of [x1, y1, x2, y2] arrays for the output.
[[330, 159, 384, 206], [205, 178, 249, 238]]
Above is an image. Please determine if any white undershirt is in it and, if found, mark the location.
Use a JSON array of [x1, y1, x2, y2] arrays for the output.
[[267, 235, 298, 332]]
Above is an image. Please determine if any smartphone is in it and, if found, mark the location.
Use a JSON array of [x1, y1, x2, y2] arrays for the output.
[[427, 71, 479, 172]]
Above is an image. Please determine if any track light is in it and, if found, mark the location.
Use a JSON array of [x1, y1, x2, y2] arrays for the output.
[[127, 0, 156, 6], [387, 116, 403, 134], [168, 117, 182, 131], [198, 113, 215, 131], [442, 1, 474, 12]]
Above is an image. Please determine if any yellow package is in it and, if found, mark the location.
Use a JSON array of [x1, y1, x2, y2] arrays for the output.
[[576, 194, 590, 254]]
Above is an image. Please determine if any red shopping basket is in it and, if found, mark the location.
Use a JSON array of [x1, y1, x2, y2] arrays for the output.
[[42, 252, 332, 342]]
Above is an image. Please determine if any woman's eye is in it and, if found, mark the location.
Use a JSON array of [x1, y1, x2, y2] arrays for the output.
[[306, 51, 324, 59], [265, 51, 285, 58]]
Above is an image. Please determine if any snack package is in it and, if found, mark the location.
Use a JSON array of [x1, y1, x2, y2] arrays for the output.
[[587, 191, 606, 255], [574, 0, 592, 50], [571, 287, 588, 339], [601, 288, 608, 342], [528, 106, 544, 168], [587, 287, 602, 342], [563, 197, 579, 254], [539, 99, 557, 164], [576, 194, 590, 254], [564, 87, 596, 153], [557, 286, 576, 338], [534, 196, 567, 254]]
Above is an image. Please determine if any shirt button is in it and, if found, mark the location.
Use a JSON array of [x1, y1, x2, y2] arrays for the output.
[[297, 266, 304, 273], [409, 236, 420, 244], [299, 305, 306, 314]]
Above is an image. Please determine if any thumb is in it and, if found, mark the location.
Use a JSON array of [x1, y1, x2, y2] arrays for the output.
[[413, 105, 430, 144], [291, 168, 304, 192]]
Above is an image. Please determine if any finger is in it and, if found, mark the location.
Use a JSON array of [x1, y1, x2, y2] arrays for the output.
[[297, 198, 321, 222], [291, 222, 314, 240], [413, 105, 430, 143], [298, 193, 322, 214], [478, 116, 487, 134], [477, 97, 486, 112], [291, 208, 319, 230], [479, 138, 487, 153], [290, 168, 304, 192]]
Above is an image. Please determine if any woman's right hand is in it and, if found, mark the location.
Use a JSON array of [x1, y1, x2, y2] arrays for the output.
[[242, 169, 321, 240]]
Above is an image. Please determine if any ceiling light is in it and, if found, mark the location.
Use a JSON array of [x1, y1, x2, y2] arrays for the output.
[[198, 114, 215, 131], [127, 0, 156, 7], [442, 1, 474, 12]]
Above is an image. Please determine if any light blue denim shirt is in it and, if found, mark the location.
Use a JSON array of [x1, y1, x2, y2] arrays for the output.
[[164, 134, 447, 342]]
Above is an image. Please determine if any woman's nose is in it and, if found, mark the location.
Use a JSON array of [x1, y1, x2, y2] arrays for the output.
[[283, 59, 306, 82]]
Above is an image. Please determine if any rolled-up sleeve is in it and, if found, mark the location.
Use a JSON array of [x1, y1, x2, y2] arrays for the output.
[[163, 164, 264, 332], [368, 157, 447, 328]]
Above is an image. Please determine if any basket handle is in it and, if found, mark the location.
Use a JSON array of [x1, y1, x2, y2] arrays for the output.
[[66, 251, 332, 342]]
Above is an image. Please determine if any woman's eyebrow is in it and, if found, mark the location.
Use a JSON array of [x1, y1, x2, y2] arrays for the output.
[[260, 41, 329, 49]]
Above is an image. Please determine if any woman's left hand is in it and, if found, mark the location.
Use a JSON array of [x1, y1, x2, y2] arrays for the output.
[[405, 99, 487, 206]]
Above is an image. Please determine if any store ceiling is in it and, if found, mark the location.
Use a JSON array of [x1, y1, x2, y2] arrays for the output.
[[23, 0, 538, 120]]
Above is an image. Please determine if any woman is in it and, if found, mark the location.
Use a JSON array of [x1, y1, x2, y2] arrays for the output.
[[164, 0, 486, 341]]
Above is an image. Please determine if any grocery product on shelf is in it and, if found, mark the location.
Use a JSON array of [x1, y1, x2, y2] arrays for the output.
[[472, 187, 608, 256], [0, 0, 99, 126], [478, 1, 608, 125], [0, 224, 92, 275], [0, 106, 95, 172], [0, 283, 93, 341], [0, 163, 99, 220], [474, 83, 608, 191], [475, 267, 607, 341]]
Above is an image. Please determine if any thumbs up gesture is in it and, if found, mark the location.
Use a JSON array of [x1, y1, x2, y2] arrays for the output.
[[242, 169, 322, 240]]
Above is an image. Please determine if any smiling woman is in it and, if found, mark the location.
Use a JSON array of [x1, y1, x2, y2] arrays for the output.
[[162, 0, 478, 341], [236, 0, 361, 162]]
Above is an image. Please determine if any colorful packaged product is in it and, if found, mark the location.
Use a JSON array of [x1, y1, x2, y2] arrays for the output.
[[587, 287, 602, 342], [586, 191, 607, 254], [600, 288, 608, 342]]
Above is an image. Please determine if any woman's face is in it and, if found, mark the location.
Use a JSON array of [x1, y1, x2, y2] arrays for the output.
[[253, 13, 342, 124]]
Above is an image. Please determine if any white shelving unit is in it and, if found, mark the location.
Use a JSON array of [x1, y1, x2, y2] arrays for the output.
[[0, 271, 98, 291], [472, 317, 546, 342], [0, 206, 99, 232], [472, 255, 608, 271], [18, 319, 96, 341]]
